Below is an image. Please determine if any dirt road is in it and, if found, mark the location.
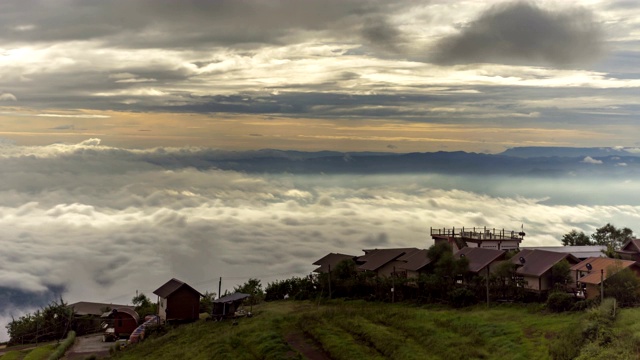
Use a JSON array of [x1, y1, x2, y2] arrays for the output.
[[64, 334, 113, 359]]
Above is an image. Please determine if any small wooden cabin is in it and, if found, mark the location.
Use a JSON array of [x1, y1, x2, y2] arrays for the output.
[[212, 293, 250, 320], [153, 278, 203, 323]]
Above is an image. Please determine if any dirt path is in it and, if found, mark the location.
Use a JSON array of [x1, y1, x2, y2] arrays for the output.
[[63, 334, 112, 360], [285, 332, 331, 360]]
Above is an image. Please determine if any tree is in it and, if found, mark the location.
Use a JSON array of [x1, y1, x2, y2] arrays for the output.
[[199, 291, 217, 314], [424, 242, 470, 302], [591, 223, 633, 252], [549, 260, 571, 290], [132, 293, 157, 317], [562, 230, 592, 246], [234, 278, 264, 305], [604, 266, 640, 306], [5, 297, 72, 345]]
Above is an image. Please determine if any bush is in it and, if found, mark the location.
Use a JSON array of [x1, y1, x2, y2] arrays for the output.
[[448, 287, 477, 308], [570, 298, 597, 312], [47, 330, 76, 360], [546, 292, 575, 313], [548, 325, 584, 360]]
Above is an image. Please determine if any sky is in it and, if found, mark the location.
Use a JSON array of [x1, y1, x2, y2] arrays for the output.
[[0, 0, 639, 153], [2, 0, 640, 342]]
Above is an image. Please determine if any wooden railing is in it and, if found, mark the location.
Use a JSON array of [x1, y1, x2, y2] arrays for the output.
[[430, 226, 525, 240]]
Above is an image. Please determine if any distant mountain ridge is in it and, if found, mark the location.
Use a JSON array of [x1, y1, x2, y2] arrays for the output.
[[500, 146, 640, 158], [135, 147, 640, 177]]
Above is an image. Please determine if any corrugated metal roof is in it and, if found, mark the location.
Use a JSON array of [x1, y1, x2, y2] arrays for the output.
[[101, 307, 141, 323], [69, 301, 135, 316], [214, 292, 250, 304], [522, 246, 606, 259], [455, 247, 505, 273], [312, 253, 356, 273], [571, 257, 637, 285], [153, 278, 203, 298], [512, 249, 578, 277], [357, 248, 418, 271], [397, 249, 431, 272]]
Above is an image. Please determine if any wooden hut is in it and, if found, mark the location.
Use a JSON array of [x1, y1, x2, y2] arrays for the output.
[[153, 278, 203, 323], [212, 293, 250, 320], [101, 308, 140, 339]]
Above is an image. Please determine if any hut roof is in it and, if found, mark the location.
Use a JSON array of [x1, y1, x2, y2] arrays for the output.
[[101, 307, 141, 323], [69, 301, 135, 316], [214, 292, 250, 304], [153, 278, 203, 298]]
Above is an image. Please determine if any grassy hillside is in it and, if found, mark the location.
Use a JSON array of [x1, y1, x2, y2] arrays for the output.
[[112, 300, 585, 360]]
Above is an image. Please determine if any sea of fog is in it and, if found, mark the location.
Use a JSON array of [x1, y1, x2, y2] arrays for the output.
[[1, 141, 640, 341]]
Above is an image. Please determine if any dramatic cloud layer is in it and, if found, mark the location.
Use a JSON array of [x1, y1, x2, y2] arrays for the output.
[[2, 140, 640, 340], [0, 1, 639, 152]]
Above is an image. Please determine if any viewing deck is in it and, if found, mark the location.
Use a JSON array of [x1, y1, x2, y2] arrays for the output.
[[431, 226, 525, 242]]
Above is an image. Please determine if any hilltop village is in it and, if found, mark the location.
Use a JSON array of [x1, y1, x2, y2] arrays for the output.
[[4, 224, 640, 359]]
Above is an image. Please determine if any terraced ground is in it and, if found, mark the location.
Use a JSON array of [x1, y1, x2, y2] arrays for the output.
[[111, 300, 586, 360]]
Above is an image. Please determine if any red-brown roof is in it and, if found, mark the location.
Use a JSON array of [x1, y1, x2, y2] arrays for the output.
[[571, 257, 638, 285], [455, 247, 506, 273], [512, 249, 579, 277], [153, 278, 203, 298], [312, 253, 356, 273], [358, 248, 419, 271]]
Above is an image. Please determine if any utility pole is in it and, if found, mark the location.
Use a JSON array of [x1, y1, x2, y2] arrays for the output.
[[328, 264, 332, 299], [218, 277, 222, 300], [601, 269, 604, 302], [486, 266, 490, 308], [392, 266, 395, 303]]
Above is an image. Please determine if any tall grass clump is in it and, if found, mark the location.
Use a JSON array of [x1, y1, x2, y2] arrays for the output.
[[23, 344, 56, 360], [47, 331, 76, 360], [550, 298, 635, 360]]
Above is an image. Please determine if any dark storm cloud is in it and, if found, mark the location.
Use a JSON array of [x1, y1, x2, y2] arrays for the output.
[[0, 0, 401, 48], [360, 16, 406, 53], [432, 2, 604, 67]]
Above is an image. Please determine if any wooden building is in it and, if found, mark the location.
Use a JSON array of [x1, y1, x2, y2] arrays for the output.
[[511, 249, 580, 293], [571, 257, 640, 300], [615, 239, 640, 262], [153, 278, 203, 323], [212, 292, 250, 320], [101, 308, 140, 338]]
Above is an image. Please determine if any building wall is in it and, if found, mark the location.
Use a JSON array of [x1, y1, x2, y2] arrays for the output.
[[113, 313, 138, 336], [522, 275, 541, 291], [521, 273, 552, 292], [166, 287, 200, 322], [158, 296, 167, 322], [585, 284, 601, 300], [376, 260, 406, 277]]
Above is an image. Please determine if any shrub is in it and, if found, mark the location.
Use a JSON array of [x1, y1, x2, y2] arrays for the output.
[[546, 292, 574, 313], [548, 325, 584, 360], [47, 330, 76, 360], [448, 287, 477, 308], [570, 298, 597, 312]]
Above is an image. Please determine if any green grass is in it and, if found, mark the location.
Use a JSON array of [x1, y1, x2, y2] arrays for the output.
[[112, 300, 586, 360], [21, 345, 55, 360], [0, 351, 26, 360]]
